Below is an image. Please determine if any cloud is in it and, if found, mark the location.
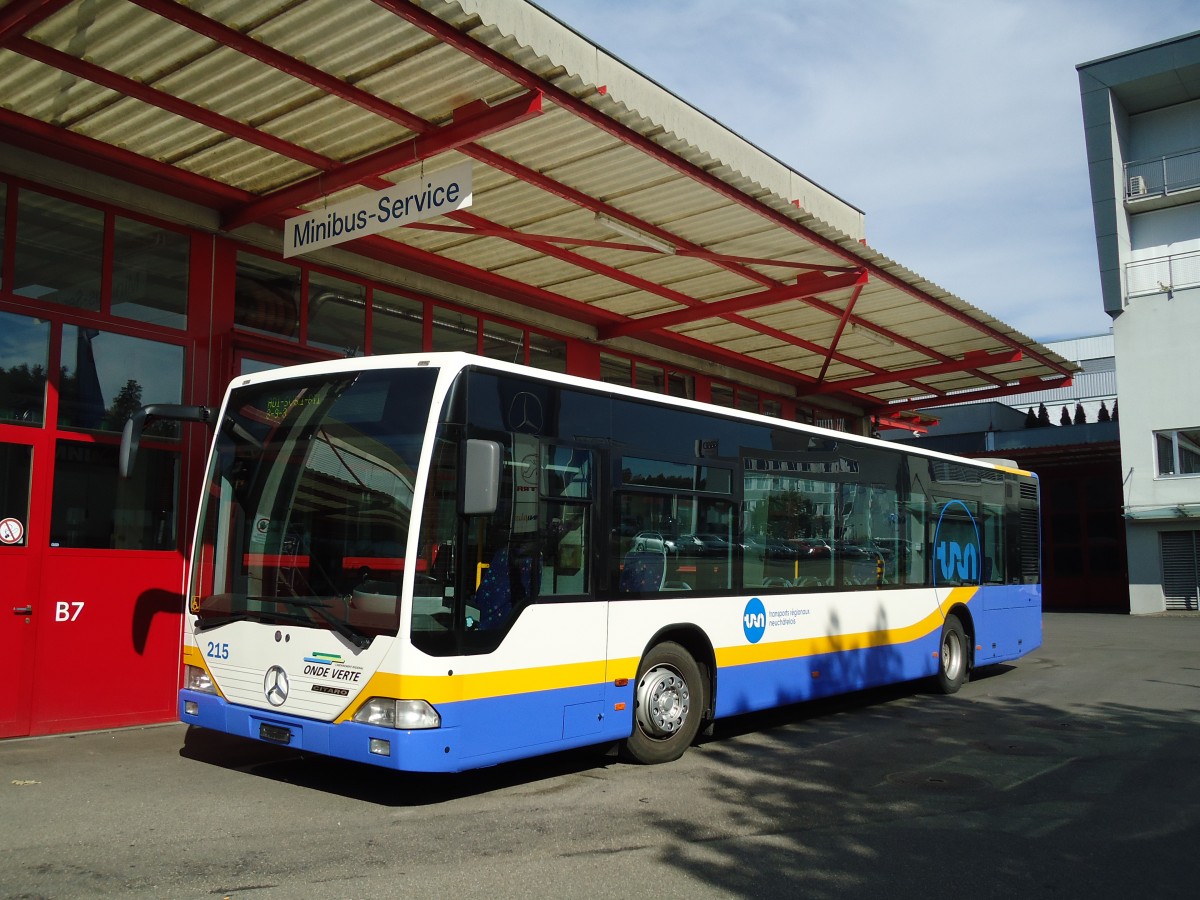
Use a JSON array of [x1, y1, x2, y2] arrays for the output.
[[533, 0, 1198, 341]]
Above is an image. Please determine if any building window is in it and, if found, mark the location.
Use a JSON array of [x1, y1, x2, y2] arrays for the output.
[[431, 307, 479, 353], [0, 310, 50, 427], [0, 444, 33, 546], [58, 326, 184, 435], [235, 252, 300, 339], [49, 440, 179, 550], [600, 353, 632, 387], [482, 320, 525, 364], [14, 190, 103, 311], [307, 272, 365, 355], [528, 333, 566, 373], [1155, 428, 1200, 477], [111, 217, 190, 329], [710, 382, 734, 408], [372, 289, 424, 354]]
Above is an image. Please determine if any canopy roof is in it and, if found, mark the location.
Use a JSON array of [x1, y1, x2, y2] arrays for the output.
[[0, 0, 1076, 419]]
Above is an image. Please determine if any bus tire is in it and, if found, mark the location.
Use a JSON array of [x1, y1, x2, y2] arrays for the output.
[[935, 614, 968, 694], [623, 642, 705, 764]]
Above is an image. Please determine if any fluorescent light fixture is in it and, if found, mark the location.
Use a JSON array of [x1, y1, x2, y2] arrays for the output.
[[851, 323, 894, 347], [595, 213, 676, 254]]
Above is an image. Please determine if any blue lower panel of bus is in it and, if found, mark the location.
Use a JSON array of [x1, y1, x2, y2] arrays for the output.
[[715, 629, 944, 719], [180, 681, 634, 773]]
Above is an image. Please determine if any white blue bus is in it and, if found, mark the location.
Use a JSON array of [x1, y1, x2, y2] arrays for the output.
[[140, 352, 1041, 772]]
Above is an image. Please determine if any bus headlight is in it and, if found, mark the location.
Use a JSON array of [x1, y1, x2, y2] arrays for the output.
[[184, 664, 216, 694], [352, 698, 440, 730]]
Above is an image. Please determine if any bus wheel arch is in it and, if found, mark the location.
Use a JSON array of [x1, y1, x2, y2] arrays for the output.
[[622, 628, 713, 764]]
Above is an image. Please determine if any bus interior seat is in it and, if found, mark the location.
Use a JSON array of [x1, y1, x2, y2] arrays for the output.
[[476, 546, 540, 629], [620, 549, 666, 593]]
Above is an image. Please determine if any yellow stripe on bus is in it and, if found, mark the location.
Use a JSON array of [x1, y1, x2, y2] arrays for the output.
[[332, 588, 977, 721], [335, 658, 611, 720], [716, 586, 977, 667]]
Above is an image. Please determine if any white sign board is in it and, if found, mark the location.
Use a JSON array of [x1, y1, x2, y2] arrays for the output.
[[283, 162, 473, 258]]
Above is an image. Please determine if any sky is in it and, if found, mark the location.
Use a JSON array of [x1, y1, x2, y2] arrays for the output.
[[532, 0, 1198, 344]]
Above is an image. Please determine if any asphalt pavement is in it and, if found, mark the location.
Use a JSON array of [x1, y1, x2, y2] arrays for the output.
[[2, 612, 1200, 900]]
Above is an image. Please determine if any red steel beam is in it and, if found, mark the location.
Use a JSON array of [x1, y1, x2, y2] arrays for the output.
[[815, 279, 867, 386], [384, 0, 1073, 378], [597, 270, 867, 340], [871, 375, 1075, 415], [815, 349, 1025, 393], [222, 91, 544, 231]]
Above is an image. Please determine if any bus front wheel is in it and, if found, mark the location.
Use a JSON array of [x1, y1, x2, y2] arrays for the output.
[[623, 642, 705, 764], [936, 614, 968, 694]]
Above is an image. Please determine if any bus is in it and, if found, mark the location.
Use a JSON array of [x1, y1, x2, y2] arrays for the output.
[[128, 352, 1041, 772]]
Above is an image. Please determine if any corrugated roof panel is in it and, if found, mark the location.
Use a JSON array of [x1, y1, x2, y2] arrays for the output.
[[0, 0, 1079, 415], [0, 53, 117, 128]]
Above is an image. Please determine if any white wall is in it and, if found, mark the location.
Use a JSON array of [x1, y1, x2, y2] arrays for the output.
[[1129, 203, 1200, 257], [1114, 286, 1200, 613], [1129, 98, 1200, 161]]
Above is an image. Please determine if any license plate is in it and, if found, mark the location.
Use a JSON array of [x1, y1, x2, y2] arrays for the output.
[[259, 722, 292, 745]]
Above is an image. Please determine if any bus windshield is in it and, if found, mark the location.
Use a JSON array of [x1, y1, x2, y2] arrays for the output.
[[189, 367, 440, 646]]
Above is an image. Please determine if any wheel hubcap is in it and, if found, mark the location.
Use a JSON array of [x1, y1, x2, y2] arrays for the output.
[[942, 632, 963, 679], [635, 664, 691, 738]]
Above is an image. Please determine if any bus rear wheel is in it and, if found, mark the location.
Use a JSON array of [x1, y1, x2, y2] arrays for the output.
[[623, 642, 705, 764], [936, 614, 968, 694]]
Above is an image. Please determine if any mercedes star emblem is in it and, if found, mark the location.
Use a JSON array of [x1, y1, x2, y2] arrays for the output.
[[508, 391, 543, 434], [264, 665, 289, 707]]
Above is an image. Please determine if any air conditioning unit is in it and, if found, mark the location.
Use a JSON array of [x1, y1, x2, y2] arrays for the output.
[[1128, 175, 1148, 197]]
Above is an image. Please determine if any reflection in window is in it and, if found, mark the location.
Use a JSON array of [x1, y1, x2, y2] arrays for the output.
[[0, 310, 49, 426], [235, 253, 299, 338], [308, 272, 365, 354], [50, 441, 179, 549], [111, 217, 189, 329], [59, 326, 184, 435], [14, 190, 103, 310], [0, 444, 33, 546], [372, 290, 424, 354]]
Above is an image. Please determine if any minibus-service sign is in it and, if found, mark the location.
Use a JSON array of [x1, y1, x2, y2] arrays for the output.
[[283, 162, 472, 258]]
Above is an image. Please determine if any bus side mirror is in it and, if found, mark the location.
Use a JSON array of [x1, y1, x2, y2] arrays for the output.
[[462, 439, 501, 516], [120, 404, 213, 478]]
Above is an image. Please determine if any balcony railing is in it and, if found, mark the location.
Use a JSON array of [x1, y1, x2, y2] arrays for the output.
[[1125, 147, 1200, 199], [1126, 249, 1200, 299]]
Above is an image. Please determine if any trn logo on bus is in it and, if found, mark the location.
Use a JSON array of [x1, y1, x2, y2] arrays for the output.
[[936, 541, 979, 582], [932, 499, 981, 585], [743, 597, 767, 644]]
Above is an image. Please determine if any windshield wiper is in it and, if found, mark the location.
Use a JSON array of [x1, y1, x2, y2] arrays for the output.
[[274, 596, 373, 649], [195, 609, 312, 631]]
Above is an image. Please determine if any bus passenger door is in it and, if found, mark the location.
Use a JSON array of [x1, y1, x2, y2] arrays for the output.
[[0, 439, 41, 738]]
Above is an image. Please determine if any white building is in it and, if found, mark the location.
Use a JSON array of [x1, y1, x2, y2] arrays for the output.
[[1079, 32, 1200, 613]]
